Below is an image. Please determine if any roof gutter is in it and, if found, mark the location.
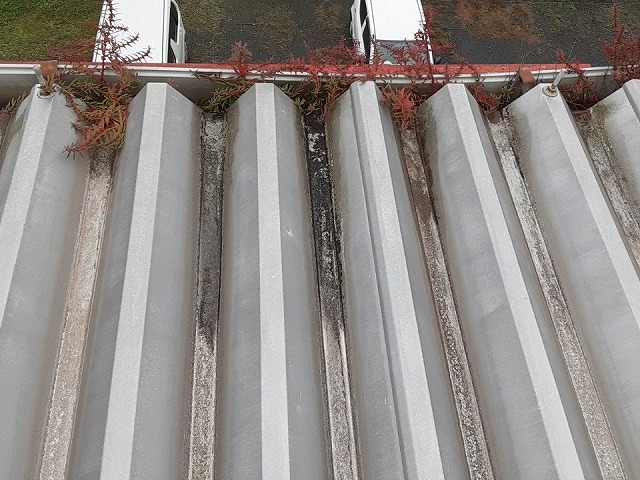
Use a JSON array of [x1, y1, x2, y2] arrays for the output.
[[0, 62, 616, 104]]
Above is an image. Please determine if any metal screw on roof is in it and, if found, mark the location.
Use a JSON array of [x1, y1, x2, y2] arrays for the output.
[[34, 64, 55, 98], [543, 69, 567, 97]]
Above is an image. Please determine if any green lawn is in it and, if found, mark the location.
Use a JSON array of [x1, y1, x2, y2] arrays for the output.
[[0, 0, 227, 62], [0, 0, 102, 60]]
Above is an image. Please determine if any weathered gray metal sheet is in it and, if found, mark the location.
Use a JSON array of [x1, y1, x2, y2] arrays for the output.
[[0, 87, 88, 479], [490, 117, 624, 480], [68, 83, 201, 479], [590, 79, 640, 213], [419, 84, 588, 479], [583, 79, 640, 266], [215, 83, 328, 479], [327, 81, 467, 480], [508, 83, 640, 478], [3, 73, 640, 480]]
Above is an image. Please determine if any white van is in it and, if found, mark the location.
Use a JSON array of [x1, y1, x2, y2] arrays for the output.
[[94, 0, 187, 63], [350, 0, 434, 65]]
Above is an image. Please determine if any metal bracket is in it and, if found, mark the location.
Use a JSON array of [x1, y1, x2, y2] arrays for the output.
[[543, 69, 567, 97]]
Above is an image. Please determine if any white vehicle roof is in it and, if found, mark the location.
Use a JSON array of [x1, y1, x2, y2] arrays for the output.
[[367, 0, 425, 41], [94, 0, 170, 63]]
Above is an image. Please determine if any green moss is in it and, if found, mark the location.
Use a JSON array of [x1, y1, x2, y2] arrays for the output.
[[180, 0, 226, 32], [615, 1, 640, 31], [0, 0, 102, 60], [255, 4, 298, 60], [545, 0, 577, 26]]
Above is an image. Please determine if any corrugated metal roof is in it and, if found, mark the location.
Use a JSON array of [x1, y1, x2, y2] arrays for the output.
[[1, 77, 639, 479]]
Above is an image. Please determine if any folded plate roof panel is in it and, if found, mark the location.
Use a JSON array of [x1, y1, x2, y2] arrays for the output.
[[0, 87, 88, 480], [589, 79, 640, 211], [215, 83, 329, 479], [2, 75, 640, 480], [327, 81, 468, 480], [508, 83, 640, 479], [68, 83, 201, 479], [583, 79, 640, 265], [418, 83, 591, 480]]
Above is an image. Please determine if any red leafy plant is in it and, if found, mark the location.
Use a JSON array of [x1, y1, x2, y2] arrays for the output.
[[556, 5, 640, 110], [604, 4, 640, 86], [47, 0, 151, 154], [197, 4, 497, 128], [380, 85, 420, 130]]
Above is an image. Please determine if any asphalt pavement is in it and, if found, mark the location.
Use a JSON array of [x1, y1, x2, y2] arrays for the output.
[[178, 0, 640, 66]]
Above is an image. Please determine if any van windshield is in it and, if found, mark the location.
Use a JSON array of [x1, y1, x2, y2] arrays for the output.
[[374, 40, 431, 64]]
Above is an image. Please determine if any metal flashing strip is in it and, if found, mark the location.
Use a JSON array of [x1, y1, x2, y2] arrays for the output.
[[0, 63, 617, 105]]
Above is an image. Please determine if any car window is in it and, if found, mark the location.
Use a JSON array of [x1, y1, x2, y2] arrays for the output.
[[169, 2, 179, 42], [362, 19, 371, 60], [359, 0, 367, 24], [168, 45, 176, 63]]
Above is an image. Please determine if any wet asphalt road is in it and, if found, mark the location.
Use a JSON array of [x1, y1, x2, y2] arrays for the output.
[[178, 0, 640, 66]]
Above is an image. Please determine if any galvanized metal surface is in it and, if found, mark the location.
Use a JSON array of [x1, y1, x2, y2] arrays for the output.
[[1, 78, 640, 479]]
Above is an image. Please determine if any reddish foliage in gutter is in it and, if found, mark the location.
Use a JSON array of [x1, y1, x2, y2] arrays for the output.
[[20, 0, 639, 150], [46, 0, 151, 154], [604, 4, 640, 86]]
